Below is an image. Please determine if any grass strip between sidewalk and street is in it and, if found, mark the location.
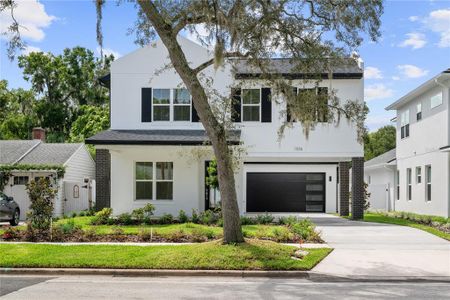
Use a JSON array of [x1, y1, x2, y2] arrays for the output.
[[352, 213, 450, 241], [0, 239, 331, 270]]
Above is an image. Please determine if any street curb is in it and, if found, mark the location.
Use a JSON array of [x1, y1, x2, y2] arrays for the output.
[[1, 268, 450, 282]]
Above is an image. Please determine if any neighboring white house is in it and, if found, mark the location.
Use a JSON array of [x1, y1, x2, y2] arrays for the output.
[[364, 148, 396, 211], [0, 128, 96, 220], [87, 36, 366, 217], [375, 68, 450, 218]]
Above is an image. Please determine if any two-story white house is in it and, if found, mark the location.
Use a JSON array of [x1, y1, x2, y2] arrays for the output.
[[368, 69, 450, 218], [86, 37, 366, 218]]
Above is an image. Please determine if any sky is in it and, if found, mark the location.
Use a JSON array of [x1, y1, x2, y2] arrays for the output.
[[1, 0, 450, 132]]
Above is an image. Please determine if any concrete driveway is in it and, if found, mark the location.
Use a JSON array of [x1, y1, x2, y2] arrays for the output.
[[309, 215, 450, 278]]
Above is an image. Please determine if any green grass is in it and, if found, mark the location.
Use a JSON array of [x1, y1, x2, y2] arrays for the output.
[[0, 240, 331, 270], [363, 213, 450, 241]]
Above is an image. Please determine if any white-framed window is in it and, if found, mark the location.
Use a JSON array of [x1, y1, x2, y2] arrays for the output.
[[406, 168, 412, 201], [135, 162, 173, 200], [430, 92, 442, 109], [156, 162, 173, 200], [416, 103, 422, 121], [173, 88, 191, 121], [135, 162, 153, 200], [242, 89, 261, 122], [152, 89, 171, 121], [13, 176, 29, 185], [396, 170, 400, 200], [416, 166, 422, 184], [425, 165, 431, 201], [400, 110, 410, 139]]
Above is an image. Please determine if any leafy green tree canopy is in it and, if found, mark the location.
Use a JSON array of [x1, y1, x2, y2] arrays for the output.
[[364, 125, 396, 161]]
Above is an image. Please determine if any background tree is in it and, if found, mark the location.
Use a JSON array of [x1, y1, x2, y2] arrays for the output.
[[364, 125, 396, 161]]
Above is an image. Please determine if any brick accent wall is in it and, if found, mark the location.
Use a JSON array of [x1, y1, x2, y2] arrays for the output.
[[95, 149, 110, 210], [339, 161, 350, 216], [351, 157, 364, 220]]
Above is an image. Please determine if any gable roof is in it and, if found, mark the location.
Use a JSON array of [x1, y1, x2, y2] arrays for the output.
[[365, 148, 396, 169], [86, 129, 241, 145], [0, 140, 82, 166], [386, 68, 450, 110], [0, 140, 40, 164]]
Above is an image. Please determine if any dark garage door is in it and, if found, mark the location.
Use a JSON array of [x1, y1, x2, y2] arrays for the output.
[[246, 172, 325, 213]]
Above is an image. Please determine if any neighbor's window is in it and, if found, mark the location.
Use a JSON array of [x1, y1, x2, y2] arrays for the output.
[[425, 165, 431, 201], [416, 103, 422, 121], [136, 162, 153, 200], [416, 166, 422, 184], [156, 162, 173, 200], [242, 89, 260, 122], [406, 168, 412, 201], [400, 110, 410, 139], [173, 88, 191, 121], [430, 92, 442, 109], [13, 176, 29, 185], [152, 89, 170, 121], [396, 170, 400, 200]]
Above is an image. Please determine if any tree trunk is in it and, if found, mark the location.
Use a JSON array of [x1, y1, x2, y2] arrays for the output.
[[138, 2, 244, 244]]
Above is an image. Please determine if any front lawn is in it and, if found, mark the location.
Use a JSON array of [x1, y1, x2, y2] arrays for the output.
[[0, 239, 331, 270], [363, 213, 450, 241]]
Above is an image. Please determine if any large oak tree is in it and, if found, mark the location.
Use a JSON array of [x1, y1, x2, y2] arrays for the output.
[[2, 0, 383, 243]]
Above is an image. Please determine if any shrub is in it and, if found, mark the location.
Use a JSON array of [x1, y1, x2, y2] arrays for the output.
[[256, 213, 274, 224], [178, 210, 189, 223], [138, 229, 153, 242], [83, 228, 97, 240], [24, 224, 37, 242], [277, 216, 298, 226], [116, 213, 133, 225], [289, 219, 317, 241], [167, 229, 186, 241], [159, 213, 174, 224], [131, 208, 145, 223], [191, 209, 199, 224], [1, 227, 20, 240], [26, 178, 56, 232], [50, 226, 65, 242], [91, 208, 113, 225], [71, 212, 77, 218], [142, 203, 155, 217], [57, 219, 81, 235], [79, 211, 86, 217], [199, 210, 220, 225], [217, 218, 224, 227], [240, 216, 256, 225], [271, 227, 292, 242]]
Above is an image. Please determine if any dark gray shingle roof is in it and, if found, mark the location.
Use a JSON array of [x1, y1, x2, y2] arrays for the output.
[[86, 130, 241, 145], [232, 58, 363, 79], [365, 148, 396, 168], [0, 140, 40, 164], [17, 143, 82, 165]]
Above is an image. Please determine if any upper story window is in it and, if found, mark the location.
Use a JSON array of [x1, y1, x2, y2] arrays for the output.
[[242, 89, 261, 122], [416, 103, 422, 121], [400, 110, 410, 139], [430, 92, 442, 109], [173, 89, 191, 121], [289, 87, 329, 122], [152, 89, 171, 121]]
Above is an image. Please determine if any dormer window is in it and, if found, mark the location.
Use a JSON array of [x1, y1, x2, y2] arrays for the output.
[[400, 110, 409, 139]]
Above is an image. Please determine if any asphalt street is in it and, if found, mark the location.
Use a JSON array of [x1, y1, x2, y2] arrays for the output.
[[1, 275, 450, 299]]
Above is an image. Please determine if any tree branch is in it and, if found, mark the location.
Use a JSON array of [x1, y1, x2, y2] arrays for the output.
[[193, 51, 249, 74]]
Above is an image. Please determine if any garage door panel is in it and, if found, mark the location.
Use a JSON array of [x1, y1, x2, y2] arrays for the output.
[[246, 172, 325, 213]]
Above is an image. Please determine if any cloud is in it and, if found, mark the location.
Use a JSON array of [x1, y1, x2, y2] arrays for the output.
[[364, 84, 394, 101], [391, 76, 400, 81], [0, 0, 56, 41], [22, 45, 42, 55], [409, 16, 419, 22], [397, 64, 429, 78], [96, 46, 121, 58], [425, 9, 450, 47], [399, 33, 427, 49], [366, 114, 394, 131], [364, 66, 383, 79]]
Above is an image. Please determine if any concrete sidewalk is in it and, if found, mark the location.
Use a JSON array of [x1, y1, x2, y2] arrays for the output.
[[310, 215, 450, 277]]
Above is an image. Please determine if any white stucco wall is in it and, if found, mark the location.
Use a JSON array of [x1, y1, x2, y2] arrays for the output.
[[365, 166, 395, 211]]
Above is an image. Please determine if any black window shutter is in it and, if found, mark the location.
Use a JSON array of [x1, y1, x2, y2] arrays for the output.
[[261, 88, 272, 122], [287, 87, 297, 122], [141, 88, 152, 122], [191, 101, 200, 122], [231, 88, 241, 122]]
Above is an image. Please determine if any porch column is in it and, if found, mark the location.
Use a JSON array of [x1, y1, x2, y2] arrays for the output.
[[339, 161, 350, 216], [351, 157, 365, 220], [95, 149, 110, 210]]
